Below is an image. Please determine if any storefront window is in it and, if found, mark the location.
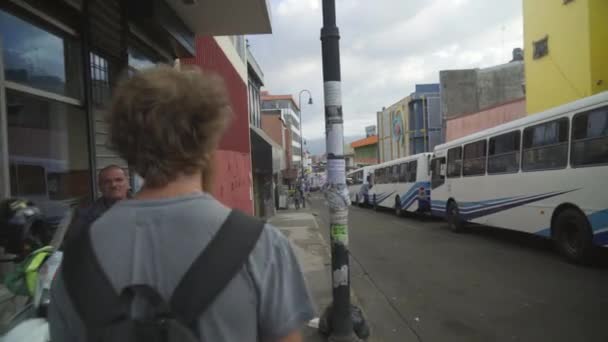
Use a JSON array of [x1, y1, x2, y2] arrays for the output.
[[0, 10, 82, 98], [128, 47, 159, 71], [6, 89, 91, 218]]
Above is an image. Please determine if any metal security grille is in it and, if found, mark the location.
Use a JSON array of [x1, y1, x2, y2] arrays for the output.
[[90, 52, 110, 107]]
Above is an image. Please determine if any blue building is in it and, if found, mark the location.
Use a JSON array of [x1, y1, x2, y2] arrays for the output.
[[408, 84, 443, 155]]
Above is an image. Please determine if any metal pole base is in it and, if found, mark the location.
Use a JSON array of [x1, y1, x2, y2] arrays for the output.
[[319, 304, 370, 341]]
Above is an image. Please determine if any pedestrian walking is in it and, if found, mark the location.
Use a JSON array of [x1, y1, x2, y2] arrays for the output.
[[50, 66, 314, 342]]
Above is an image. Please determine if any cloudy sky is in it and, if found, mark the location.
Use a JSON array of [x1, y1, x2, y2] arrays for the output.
[[247, 0, 523, 154]]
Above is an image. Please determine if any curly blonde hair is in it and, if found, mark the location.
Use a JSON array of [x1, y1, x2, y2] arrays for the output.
[[107, 65, 232, 188]]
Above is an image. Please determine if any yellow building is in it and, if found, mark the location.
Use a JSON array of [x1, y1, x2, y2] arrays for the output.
[[523, 0, 608, 114]]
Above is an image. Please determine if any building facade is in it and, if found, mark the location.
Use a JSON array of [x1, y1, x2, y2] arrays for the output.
[[261, 92, 302, 175], [247, 45, 281, 218], [377, 83, 443, 163], [441, 58, 526, 142], [408, 84, 442, 155], [523, 0, 608, 114], [378, 98, 409, 163], [351, 135, 378, 166], [0, 0, 271, 218]]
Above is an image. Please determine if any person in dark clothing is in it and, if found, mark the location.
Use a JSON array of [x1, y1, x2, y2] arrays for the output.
[[63, 165, 130, 246]]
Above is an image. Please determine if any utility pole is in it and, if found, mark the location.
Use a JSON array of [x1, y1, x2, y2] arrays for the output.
[[320, 1, 367, 341], [298, 89, 313, 209]]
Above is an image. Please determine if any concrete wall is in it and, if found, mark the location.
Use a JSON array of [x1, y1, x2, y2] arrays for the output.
[[261, 111, 283, 146], [477, 62, 525, 110], [440, 62, 524, 119], [440, 69, 479, 119], [446, 98, 527, 141]]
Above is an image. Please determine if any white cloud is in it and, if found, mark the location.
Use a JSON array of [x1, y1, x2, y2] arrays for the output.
[[248, 0, 523, 153]]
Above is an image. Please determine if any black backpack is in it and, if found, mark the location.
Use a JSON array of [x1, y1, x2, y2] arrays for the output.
[[62, 210, 264, 342]]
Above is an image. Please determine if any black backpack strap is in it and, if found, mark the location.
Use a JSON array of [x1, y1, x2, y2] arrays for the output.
[[62, 224, 124, 338], [170, 210, 265, 325]]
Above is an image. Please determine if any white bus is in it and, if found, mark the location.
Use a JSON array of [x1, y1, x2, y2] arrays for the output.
[[430, 92, 608, 263], [370, 153, 432, 215], [347, 166, 374, 206]]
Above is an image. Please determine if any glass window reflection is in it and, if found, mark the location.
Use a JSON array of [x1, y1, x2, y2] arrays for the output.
[[128, 47, 158, 70], [0, 10, 81, 98], [6, 89, 91, 219]]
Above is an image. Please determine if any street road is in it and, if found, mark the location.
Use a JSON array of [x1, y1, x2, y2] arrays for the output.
[[309, 194, 608, 342]]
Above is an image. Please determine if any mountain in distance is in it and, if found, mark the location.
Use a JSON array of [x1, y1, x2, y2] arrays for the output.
[[305, 134, 365, 156]]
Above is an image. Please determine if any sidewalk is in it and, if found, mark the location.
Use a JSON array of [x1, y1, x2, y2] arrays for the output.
[[268, 208, 333, 342]]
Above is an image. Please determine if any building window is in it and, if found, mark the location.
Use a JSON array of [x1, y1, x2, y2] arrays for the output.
[[523, 118, 569, 171], [533, 36, 549, 60], [447, 146, 462, 178], [0, 9, 82, 98], [571, 106, 608, 167], [488, 131, 521, 174], [90, 53, 110, 107], [463, 140, 487, 176], [6, 89, 91, 212]]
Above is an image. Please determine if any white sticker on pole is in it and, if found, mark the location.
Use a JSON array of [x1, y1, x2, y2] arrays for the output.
[[333, 265, 348, 288], [324, 81, 342, 107], [327, 159, 346, 184], [326, 124, 344, 154]]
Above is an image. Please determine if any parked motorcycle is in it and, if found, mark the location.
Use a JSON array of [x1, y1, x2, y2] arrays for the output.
[[0, 199, 72, 342]]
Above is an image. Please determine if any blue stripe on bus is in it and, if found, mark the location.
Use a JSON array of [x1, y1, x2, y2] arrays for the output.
[[399, 182, 431, 210], [430, 189, 578, 220], [374, 191, 396, 205]]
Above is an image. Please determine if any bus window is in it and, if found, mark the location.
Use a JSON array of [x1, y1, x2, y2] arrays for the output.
[[375, 168, 386, 184], [431, 157, 446, 189], [447, 146, 462, 178], [408, 161, 417, 182], [463, 140, 487, 176], [523, 118, 569, 171], [399, 163, 408, 182], [488, 131, 520, 174], [392, 165, 399, 183], [571, 107, 608, 167]]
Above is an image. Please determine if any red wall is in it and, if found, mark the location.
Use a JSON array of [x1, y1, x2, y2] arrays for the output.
[[184, 36, 253, 214], [446, 98, 527, 142]]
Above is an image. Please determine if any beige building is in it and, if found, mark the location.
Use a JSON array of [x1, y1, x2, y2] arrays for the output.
[[377, 96, 410, 163]]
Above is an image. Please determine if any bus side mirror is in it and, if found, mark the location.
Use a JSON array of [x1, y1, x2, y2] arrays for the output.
[[440, 164, 446, 177]]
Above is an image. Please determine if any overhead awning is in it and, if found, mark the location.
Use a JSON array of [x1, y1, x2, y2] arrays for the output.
[[164, 0, 272, 36]]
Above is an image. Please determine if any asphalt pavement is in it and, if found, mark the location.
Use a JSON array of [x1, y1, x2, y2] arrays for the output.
[[309, 193, 608, 342]]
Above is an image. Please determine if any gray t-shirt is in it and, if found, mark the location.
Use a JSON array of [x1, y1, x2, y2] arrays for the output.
[[49, 192, 315, 341]]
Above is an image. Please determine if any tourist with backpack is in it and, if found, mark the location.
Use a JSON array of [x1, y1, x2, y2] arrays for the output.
[[49, 66, 315, 342]]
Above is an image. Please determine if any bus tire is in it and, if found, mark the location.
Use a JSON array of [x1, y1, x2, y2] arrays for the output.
[[447, 201, 465, 233], [395, 197, 403, 217], [553, 208, 594, 264]]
